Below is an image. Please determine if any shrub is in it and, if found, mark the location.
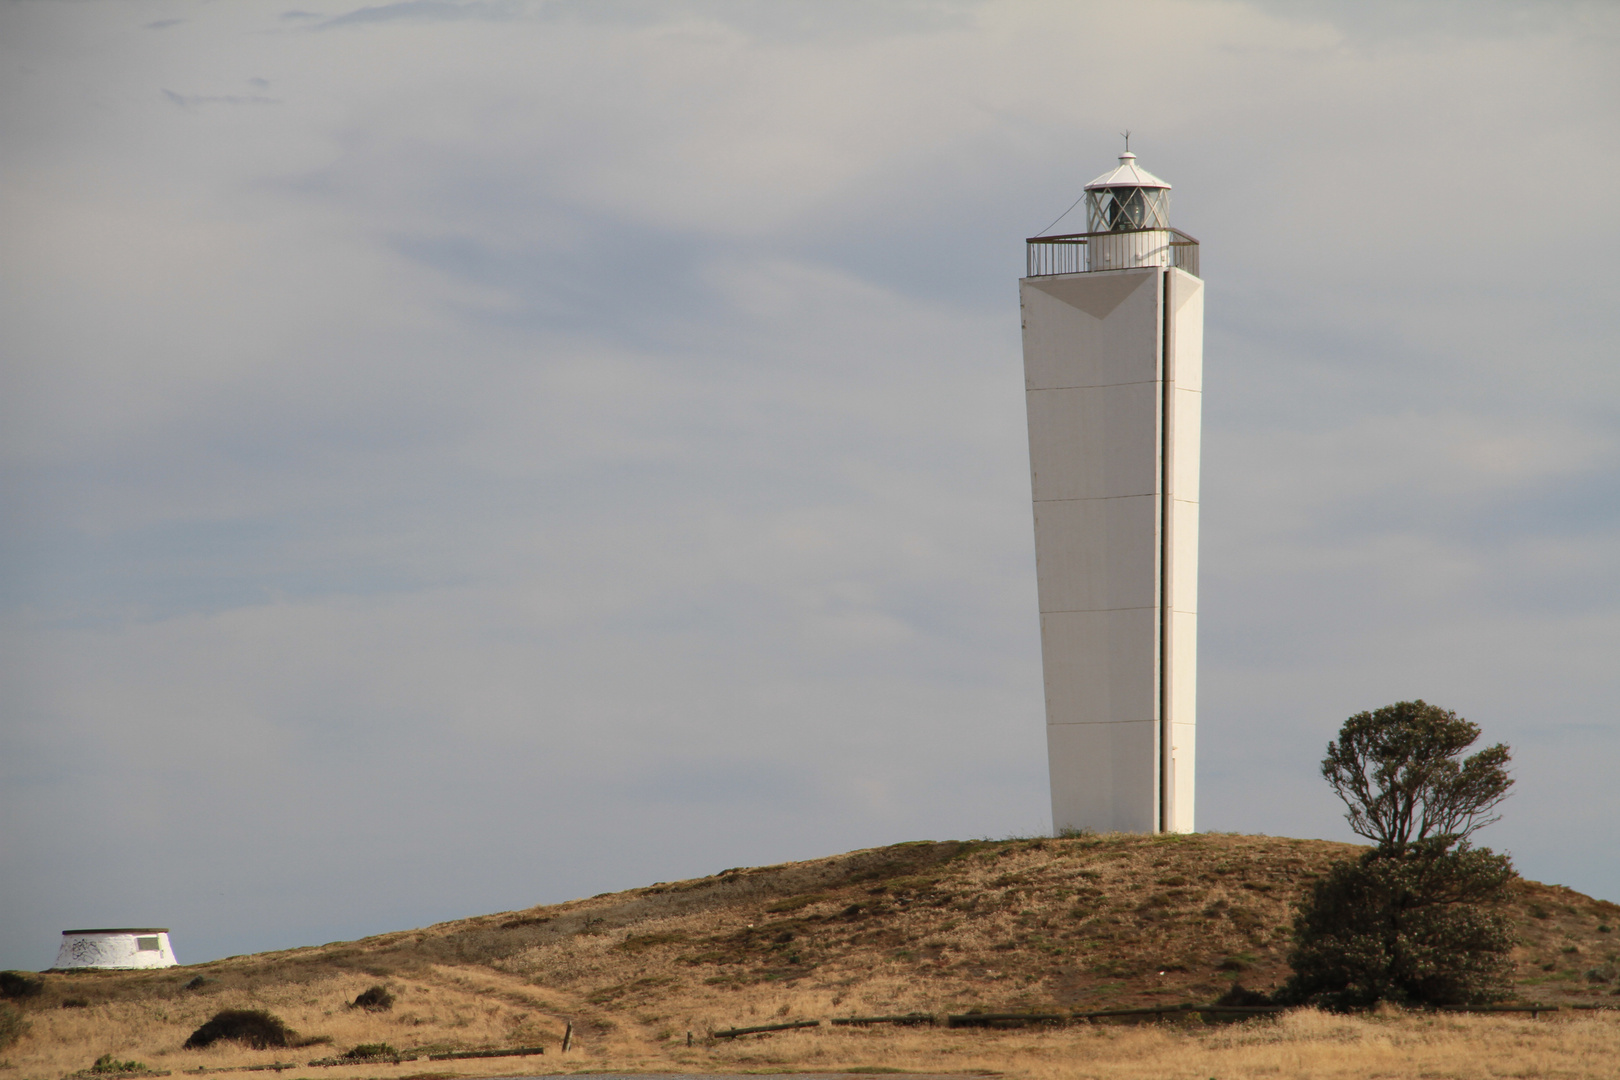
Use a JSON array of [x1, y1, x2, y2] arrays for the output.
[[0, 972, 43, 1001], [0, 1003, 28, 1051], [182, 1009, 294, 1050], [1214, 983, 1272, 1006], [349, 985, 393, 1012], [344, 1043, 398, 1060], [1280, 843, 1516, 1009], [90, 1054, 148, 1074]]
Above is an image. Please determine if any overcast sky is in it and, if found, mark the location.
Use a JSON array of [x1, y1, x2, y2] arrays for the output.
[[2, 0, 1617, 970]]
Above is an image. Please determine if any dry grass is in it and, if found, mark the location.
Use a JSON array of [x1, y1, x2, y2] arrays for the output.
[[10, 994, 1619, 1079], [4, 834, 1618, 1078], [688, 1009, 1620, 1079]]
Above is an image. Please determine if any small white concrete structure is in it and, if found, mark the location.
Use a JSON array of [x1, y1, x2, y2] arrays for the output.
[[1020, 151, 1203, 835], [53, 928, 178, 970]]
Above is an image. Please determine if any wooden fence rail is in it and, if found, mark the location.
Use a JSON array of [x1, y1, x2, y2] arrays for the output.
[[714, 1020, 823, 1038], [830, 1014, 937, 1027], [722, 1001, 1608, 1036], [426, 1046, 546, 1060], [947, 1012, 1067, 1028], [308, 1045, 547, 1066]]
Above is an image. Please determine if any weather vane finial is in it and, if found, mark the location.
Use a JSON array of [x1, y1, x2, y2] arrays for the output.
[[1121, 129, 1131, 153]]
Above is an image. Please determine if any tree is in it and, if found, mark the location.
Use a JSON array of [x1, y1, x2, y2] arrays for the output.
[[1279, 701, 1518, 1009], [1281, 841, 1516, 1009], [1321, 700, 1513, 854]]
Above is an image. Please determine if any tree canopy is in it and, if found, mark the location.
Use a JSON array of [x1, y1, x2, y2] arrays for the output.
[[1321, 700, 1513, 854]]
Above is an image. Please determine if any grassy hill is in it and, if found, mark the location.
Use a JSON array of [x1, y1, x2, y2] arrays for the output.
[[6, 833, 1618, 1077]]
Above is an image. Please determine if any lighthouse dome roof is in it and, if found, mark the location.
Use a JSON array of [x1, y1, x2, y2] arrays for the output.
[[1085, 152, 1171, 191]]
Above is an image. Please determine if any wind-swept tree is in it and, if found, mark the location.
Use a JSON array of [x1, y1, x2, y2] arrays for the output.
[[1322, 700, 1513, 854], [1280, 701, 1517, 1009]]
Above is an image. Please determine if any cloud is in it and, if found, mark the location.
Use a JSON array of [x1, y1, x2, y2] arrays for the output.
[[162, 89, 281, 106], [316, 0, 520, 29]]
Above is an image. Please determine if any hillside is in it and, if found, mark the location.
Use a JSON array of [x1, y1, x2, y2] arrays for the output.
[[6, 833, 1619, 1077]]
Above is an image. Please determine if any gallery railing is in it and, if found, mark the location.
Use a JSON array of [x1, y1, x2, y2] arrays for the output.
[[1025, 227, 1200, 278]]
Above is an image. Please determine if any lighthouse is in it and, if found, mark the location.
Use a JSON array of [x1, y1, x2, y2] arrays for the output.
[[1019, 150, 1203, 835]]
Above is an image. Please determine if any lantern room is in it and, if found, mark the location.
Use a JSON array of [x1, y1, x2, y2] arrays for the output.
[[1025, 150, 1197, 277], [1084, 151, 1171, 232]]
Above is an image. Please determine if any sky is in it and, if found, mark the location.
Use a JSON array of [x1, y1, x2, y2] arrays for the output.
[[1, 0, 1617, 971]]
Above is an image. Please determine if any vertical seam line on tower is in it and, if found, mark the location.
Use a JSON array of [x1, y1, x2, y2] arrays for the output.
[[1158, 268, 1174, 836]]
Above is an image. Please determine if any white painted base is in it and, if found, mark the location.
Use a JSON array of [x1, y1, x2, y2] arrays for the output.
[[1047, 721, 1158, 834], [1167, 721, 1196, 833]]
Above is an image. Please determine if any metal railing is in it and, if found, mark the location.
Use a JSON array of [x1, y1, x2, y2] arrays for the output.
[[1025, 227, 1200, 278]]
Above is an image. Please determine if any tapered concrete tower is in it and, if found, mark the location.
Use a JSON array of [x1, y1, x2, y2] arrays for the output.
[[1020, 151, 1202, 835]]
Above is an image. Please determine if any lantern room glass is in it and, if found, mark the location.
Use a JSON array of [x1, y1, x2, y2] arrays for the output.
[[1086, 186, 1170, 233]]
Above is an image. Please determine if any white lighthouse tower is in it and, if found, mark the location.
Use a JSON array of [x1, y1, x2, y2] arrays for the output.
[[1019, 150, 1203, 835]]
